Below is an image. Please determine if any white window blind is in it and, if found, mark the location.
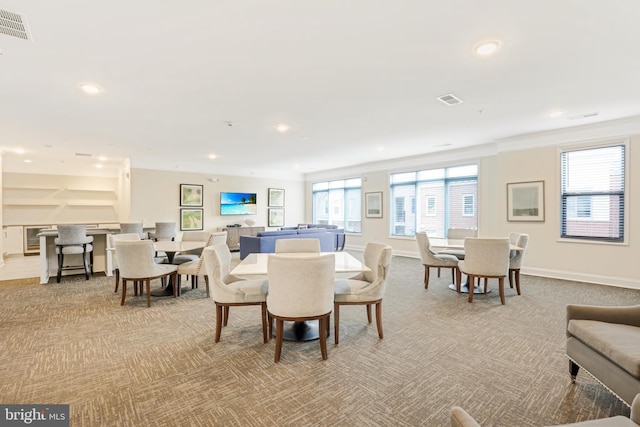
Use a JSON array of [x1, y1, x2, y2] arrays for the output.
[[560, 144, 625, 241]]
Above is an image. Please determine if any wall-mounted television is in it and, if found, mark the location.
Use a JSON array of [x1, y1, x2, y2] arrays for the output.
[[220, 192, 257, 215]]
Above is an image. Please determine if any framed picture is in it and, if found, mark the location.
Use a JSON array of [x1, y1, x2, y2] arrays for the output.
[[180, 184, 203, 207], [507, 181, 545, 222], [365, 192, 383, 218], [180, 208, 203, 230], [268, 188, 285, 207], [268, 208, 285, 227]]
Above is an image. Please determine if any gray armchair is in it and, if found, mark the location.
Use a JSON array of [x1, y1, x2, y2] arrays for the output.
[[415, 232, 460, 290], [567, 304, 640, 406]]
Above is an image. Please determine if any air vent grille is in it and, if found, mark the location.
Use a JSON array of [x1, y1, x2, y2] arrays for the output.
[[437, 93, 463, 106], [569, 112, 599, 120], [0, 9, 30, 40], [75, 153, 93, 157]]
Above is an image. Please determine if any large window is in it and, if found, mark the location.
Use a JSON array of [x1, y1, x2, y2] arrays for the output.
[[390, 165, 478, 237], [560, 144, 625, 242], [312, 178, 361, 232]]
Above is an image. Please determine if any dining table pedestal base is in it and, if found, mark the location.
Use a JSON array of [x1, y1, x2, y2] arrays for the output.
[[448, 283, 492, 294], [281, 320, 320, 341]]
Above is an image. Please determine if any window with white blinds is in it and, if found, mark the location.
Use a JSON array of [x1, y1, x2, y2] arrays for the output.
[[560, 144, 625, 242]]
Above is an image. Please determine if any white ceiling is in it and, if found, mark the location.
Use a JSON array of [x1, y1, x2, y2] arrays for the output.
[[2, 1, 640, 179]]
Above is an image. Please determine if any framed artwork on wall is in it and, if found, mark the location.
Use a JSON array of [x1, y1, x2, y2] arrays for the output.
[[180, 208, 203, 230], [507, 181, 545, 222], [180, 184, 203, 207], [268, 188, 285, 207], [365, 191, 383, 218], [268, 208, 285, 227]]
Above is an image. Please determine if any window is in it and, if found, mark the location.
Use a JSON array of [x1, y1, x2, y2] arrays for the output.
[[312, 178, 361, 233], [390, 165, 478, 237], [560, 144, 625, 242], [426, 196, 436, 216]]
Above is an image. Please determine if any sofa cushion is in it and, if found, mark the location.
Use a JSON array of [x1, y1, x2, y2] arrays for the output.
[[256, 230, 297, 237], [568, 319, 640, 378], [297, 228, 327, 235]]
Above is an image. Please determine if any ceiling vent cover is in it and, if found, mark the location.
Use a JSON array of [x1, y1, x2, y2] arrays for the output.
[[0, 9, 30, 40], [437, 93, 463, 106]]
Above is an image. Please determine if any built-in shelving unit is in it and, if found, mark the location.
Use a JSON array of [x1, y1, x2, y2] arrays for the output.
[[220, 226, 264, 251]]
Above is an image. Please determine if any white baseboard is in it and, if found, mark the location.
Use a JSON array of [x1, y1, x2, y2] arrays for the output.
[[355, 247, 640, 291]]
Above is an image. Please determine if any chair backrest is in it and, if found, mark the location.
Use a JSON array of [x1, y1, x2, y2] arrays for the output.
[[362, 242, 393, 283], [108, 233, 141, 268], [114, 240, 160, 278], [415, 232, 439, 264], [447, 228, 478, 239], [153, 222, 176, 241], [120, 222, 144, 238], [462, 238, 510, 277], [275, 238, 321, 253], [210, 231, 228, 245], [267, 254, 335, 318], [508, 233, 529, 269], [54, 225, 92, 245], [203, 244, 255, 303]]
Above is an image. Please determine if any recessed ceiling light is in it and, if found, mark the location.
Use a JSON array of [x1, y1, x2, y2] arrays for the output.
[[96, 164, 103, 169], [98, 156, 108, 161], [274, 123, 290, 133], [474, 41, 500, 56], [79, 83, 103, 95], [208, 153, 217, 160], [15, 148, 25, 154], [549, 111, 564, 118], [24, 159, 32, 163]]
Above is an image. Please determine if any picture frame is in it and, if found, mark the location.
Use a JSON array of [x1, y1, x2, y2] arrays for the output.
[[180, 208, 203, 230], [268, 188, 285, 207], [507, 181, 545, 222], [268, 208, 285, 227], [365, 191, 383, 218], [180, 184, 203, 207]]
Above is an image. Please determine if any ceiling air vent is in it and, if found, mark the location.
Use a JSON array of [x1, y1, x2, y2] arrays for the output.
[[75, 153, 93, 157], [0, 9, 31, 40], [437, 93, 463, 106], [569, 112, 599, 120]]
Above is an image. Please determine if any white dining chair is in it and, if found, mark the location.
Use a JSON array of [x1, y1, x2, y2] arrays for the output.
[[458, 238, 510, 304], [275, 238, 321, 253], [415, 232, 460, 290], [508, 232, 529, 295]]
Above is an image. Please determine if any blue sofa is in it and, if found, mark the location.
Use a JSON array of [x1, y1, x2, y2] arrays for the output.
[[239, 227, 344, 259]]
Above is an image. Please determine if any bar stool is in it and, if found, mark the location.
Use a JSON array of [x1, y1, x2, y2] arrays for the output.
[[55, 224, 94, 283]]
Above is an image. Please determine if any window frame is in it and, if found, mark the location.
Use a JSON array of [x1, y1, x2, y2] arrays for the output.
[[559, 140, 627, 244], [312, 178, 362, 233]]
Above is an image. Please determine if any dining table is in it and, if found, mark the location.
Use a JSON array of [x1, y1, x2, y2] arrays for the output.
[[231, 251, 371, 341], [429, 238, 524, 294]]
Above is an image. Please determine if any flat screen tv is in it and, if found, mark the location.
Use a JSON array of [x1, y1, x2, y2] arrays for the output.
[[220, 192, 257, 215]]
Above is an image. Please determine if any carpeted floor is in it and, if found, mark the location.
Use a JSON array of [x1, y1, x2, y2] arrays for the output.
[[0, 254, 639, 427]]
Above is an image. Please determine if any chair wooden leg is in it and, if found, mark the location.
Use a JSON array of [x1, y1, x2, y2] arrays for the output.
[[456, 268, 462, 293], [483, 278, 488, 293], [223, 306, 229, 326], [366, 304, 372, 323], [121, 279, 127, 306], [375, 302, 383, 339], [268, 312, 273, 339], [498, 277, 505, 304], [514, 270, 521, 295], [274, 319, 284, 363], [261, 303, 268, 343], [437, 267, 441, 277], [82, 251, 90, 280], [509, 269, 514, 288], [468, 275, 475, 302], [57, 253, 64, 283], [334, 303, 340, 345], [172, 273, 178, 298], [215, 304, 223, 343], [145, 279, 151, 307], [451, 268, 455, 284], [319, 315, 328, 360], [424, 266, 430, 289], [204, 276, 210, 298], [114, 269, 120, 293]]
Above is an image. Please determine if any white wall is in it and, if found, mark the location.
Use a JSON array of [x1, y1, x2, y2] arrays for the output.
[[130, 168, 305, 231], [305, 136, 640, 289]]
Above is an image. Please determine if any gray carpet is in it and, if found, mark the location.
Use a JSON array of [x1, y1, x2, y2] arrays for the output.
[[0, 254, 639, 427]]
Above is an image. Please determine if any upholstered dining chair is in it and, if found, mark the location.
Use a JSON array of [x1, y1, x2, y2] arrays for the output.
[[437, 228, 478, 277], [508, 232, 529, 296], [172, 230, 212, 265], [275, 238, 321, 253], [149, 222, 176, 241], [115, 240, 178, 307], [119, 222, 146, 239], [203, 244, 269, 343], [415, 232, 460, 290], [176, 231, 214, 295], [267, 254, 335, 362], [333, 242, 393, 345], [458, 238, 510, 304], [54, 224, 94, 283], [108, 232, 141, 293]]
